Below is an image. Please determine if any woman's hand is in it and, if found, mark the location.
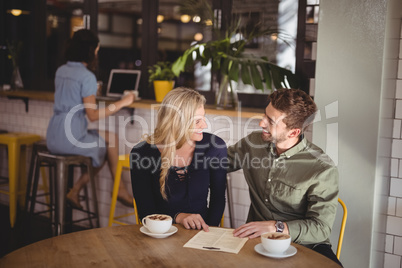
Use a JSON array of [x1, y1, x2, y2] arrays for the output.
[[83, 93, 135, 121], [175, 213, 209, 231], [120, 92, 135, 107]]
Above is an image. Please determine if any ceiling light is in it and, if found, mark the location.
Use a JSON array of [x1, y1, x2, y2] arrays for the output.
[[205, 19, 213, 26], [157, 15, 164, 23], [180, 15, 191, 23], [7, 9, 30, 16], [193, 16, 201, 23], [194, 33, 203, 41], [11, 9, 22, 16]]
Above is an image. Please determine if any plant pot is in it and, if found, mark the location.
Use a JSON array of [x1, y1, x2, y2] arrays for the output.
[[11, 66, 24, 90], [153, 80, 175, 102], [215, 75, 238, 110]]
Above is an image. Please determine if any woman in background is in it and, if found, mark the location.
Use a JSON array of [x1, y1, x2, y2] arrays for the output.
[[47, 29, 134, 209], [130, 87, 227, 230]]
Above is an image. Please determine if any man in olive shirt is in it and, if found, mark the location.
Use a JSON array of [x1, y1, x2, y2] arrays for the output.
[[229, 89, 341, 266]]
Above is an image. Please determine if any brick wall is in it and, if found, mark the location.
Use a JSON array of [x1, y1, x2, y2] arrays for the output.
[[384, 22, 402, 268]]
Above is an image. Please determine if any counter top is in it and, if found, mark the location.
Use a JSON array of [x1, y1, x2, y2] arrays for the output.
[[0, 90, 54, 102], [0, 90, 262, 118]]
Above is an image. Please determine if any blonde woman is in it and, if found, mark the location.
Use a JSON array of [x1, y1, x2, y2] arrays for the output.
[[130, 88, 227, 230]]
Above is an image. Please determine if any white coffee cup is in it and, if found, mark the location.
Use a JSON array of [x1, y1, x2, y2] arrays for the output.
[[261, 232, 291, 254], [142, 214, 172, 234]]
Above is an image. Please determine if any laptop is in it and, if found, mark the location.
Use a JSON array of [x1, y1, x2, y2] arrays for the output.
[[97, 69, 141, 101]]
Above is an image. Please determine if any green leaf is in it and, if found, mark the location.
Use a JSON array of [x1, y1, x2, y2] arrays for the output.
[[221, 58, 231, 76], [260, 63, 272, 91], [172, 46, 198, 76], [228, 60, 239, 82], [271, 65, 285, 89], [148, 61, 175, 84], [211, 55, 222, 71], [172, 55, 188, 76], [250, 64, 263, 90], [241, 64, 252, 85], [195, 48, 202, 61], [285, 70, 300, 89], [201, 47, 211, 66]]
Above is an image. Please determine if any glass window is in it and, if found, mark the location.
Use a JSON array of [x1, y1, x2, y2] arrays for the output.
[[97, 1, 142, 95]]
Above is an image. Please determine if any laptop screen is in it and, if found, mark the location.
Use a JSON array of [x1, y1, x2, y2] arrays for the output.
[[107, 70, 141, 97]]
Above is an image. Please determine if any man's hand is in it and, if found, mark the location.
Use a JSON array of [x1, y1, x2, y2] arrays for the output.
[[233, 221, 277, 239], [175, 213, 209, 232]]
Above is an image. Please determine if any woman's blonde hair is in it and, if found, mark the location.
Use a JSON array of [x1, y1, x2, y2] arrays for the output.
[[146, 87, 206, 199]]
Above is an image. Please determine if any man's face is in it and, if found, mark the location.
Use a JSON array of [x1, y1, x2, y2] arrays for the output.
[[259, 103, 290, 143]]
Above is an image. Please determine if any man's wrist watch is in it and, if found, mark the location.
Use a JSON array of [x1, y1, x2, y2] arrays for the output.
[[275, 220, 284, 233]]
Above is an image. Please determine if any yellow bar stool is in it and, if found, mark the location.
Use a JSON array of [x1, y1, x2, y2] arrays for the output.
[[108, 154, 139, 226], [0, 132, 41, 227]]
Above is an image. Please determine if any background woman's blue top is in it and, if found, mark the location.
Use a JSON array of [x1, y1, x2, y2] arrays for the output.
[[130, 133, 227, 226], [46, 61, 106, 167]]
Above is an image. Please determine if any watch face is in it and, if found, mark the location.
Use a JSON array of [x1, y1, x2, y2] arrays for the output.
[[276, 221, 284, 232]]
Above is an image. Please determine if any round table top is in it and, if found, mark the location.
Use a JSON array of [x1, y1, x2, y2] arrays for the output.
[[0, 224, 341, 267]]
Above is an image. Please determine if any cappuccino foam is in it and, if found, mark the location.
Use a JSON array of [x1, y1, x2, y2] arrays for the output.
[[148, 214, 171, 221], [263, 233, 290, 240]]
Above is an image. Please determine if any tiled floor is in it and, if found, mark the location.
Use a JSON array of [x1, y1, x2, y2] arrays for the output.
[[0, 204, 87, 258]]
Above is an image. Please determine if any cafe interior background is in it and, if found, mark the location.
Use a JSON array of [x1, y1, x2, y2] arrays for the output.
[[1, 0, 402, 267]]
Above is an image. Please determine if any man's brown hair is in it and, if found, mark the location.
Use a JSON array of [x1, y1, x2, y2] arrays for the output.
[[268, 88, 317, 132]]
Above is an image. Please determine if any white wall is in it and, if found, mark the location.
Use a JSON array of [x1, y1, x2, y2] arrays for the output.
[[313, 0, 402, 267]]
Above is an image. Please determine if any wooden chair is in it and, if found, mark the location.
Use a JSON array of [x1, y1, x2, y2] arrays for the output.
[[336, 198, 348, 259]]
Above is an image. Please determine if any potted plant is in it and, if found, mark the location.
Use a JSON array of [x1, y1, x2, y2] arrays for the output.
[[7, 40, 24, 90], [172, 0, 299, 109], [148, 61, 177, 102]]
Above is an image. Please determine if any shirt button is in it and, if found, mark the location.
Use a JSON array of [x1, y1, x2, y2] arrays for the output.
[[268, 179, 271, 182], [275, 159, 279, 162], [265, 199, 268, 202]]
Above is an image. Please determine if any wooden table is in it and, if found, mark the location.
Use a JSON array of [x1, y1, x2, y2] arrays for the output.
[[0, 225, 341, 267]]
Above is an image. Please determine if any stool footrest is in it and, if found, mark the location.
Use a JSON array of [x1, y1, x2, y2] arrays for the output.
[[114, 212, 136, 220], [111, 220, 129, 226], [68, 214, 98, 225], [31, 209, 53, 217]]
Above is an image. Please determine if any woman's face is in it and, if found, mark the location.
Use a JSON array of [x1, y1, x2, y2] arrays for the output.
[[189, 105, 207, 142]]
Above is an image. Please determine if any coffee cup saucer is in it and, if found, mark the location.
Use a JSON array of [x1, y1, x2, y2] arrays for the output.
[[254, 243, 297, 259], [140, 226, 178, 239]]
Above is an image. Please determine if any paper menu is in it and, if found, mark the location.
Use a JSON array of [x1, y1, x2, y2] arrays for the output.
[[183, 227, 248, 254]]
